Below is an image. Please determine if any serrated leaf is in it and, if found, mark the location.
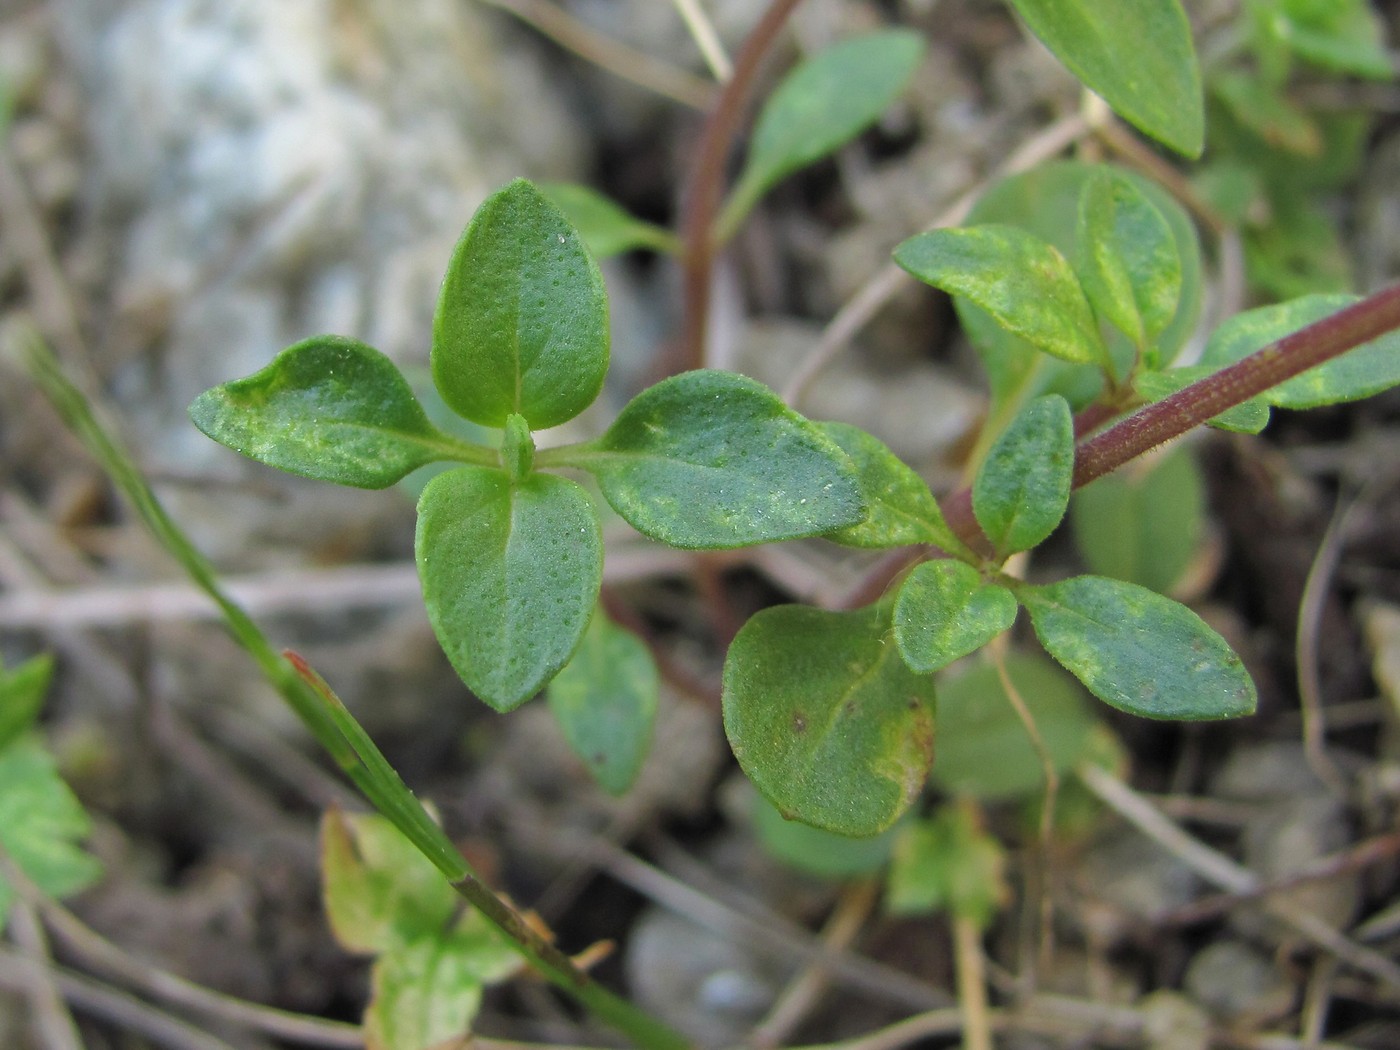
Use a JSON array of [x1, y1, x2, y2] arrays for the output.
[[1070, 448, 1206, 594], [0, 654, 53, 752], [1201, 294, 1400, 409], [547, 609, 658, 795], [750, 790, 899, 880], [1007, 0, 1203, 156], [363, 920, 520, 1050], [722, 30, 925, 234], [0, 737, 102, 932], [433, 179, 609, 430], [722, 603, 935, 836], [893, 561, 1017, 674], [973, 395, 1074, 556], [417, 467, 602, 711], [538, 182, 679, 258], [577, 370, 864, 549], [930, 653, 1097, 800], [1134, 368, 1271, 434], [815, 422, 966, 553], [1022, 576, 1257, 720], [1075, 169, 1182, 350], [895, 226, 1106, 367], [958, 163, 1203, 412], [887, 804, 1008, 927], [190, 336, 469, 489], [321, 809, 459, 954]]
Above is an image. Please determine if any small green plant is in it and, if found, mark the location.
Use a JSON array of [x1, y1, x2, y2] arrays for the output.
[[21, 2, 1400, 1047], [0, 654, 103, 929]]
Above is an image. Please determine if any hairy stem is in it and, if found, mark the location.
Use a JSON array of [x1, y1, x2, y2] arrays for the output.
[[678, 0, 806, 371]]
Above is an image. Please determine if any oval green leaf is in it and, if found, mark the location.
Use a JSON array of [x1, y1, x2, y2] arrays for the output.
[[1021, 575, 1257, 720], [815, 421, 967, 554], [722, 602, 936, 837], [887, 805, 1008, 927], [576, 370, 865, 549], [895, 226, 1106, 367], [416, 467, 602, 711], [721, 30, 925, 236], [432, 178, 609, 429], [973, 395, 1074, 556], [190, 336, 472, 489], [930, 653, 1097, 800], [539, 182, 680, 258], [893, 560, 1017, 674], [1070, 448, 1205, 594], [547, 609, 658, 795], [750, 790, 900, 880], [1075, 168, 1182, 350], [958, 162, 1203, 410], [1007, 0, 1203, 157], [1201, 294, 1400, 409]]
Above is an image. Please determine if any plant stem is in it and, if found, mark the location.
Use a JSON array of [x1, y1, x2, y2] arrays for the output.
[[844, 284, 1400, 605], [678, 0, 805, 371], [16, 325, 693, 1050]]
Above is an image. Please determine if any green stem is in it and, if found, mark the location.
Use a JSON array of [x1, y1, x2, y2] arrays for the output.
[[17, 326, 692, 1050], [677, 0, 806, 372]]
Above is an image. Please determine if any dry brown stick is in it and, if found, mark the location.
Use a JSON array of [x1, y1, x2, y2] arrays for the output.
[[1295, 492, 1361, 794], [0, 546, 693, 629], [750, 878, 881, 1048], [0, 879, 83, 1050], [1079, 764, 1400, 991], [5, 859, 364, 1048], [478, 0, 716, 109], [1159, 830, 1400, 928], [0, 947, 242, 1050]]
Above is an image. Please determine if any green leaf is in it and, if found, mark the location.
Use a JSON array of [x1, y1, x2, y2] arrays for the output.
[[0, 737, 102, 932], [547, 609, 658, 795], [416, 467, 602, 711], [322, 813, 519, 1050], [364, 924, 519, 1050], [432, 178, 609, 430], [972, 395, 1074, 556], [750, 790, 900, 880], [1250, 0, 1392, 79], [0, 654, 53, 752], [1070, 448, 1206, 594], [1075, 168, 1182, 351], [1134, 368, 1271, 434], [957, 163, 1203, 413], [538, 182, 680, 258], [1021, 575, 1257, 720], [1212, 71, 1322, 157], [815, 422, 967, 554], [574, 370, 865, 549], [721, 30, 926, 236], [887, 804, 1007, 927], [930, 653, 1098, 800], [895, 226, 1106, 367], [892, 561, 1017, 674], [1201, 294, 1400, 409], [1006, 0, 1203, 156], [722, 603, 936, 837], [321, 809, 459, 954], [190, 336, 474, 489]]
